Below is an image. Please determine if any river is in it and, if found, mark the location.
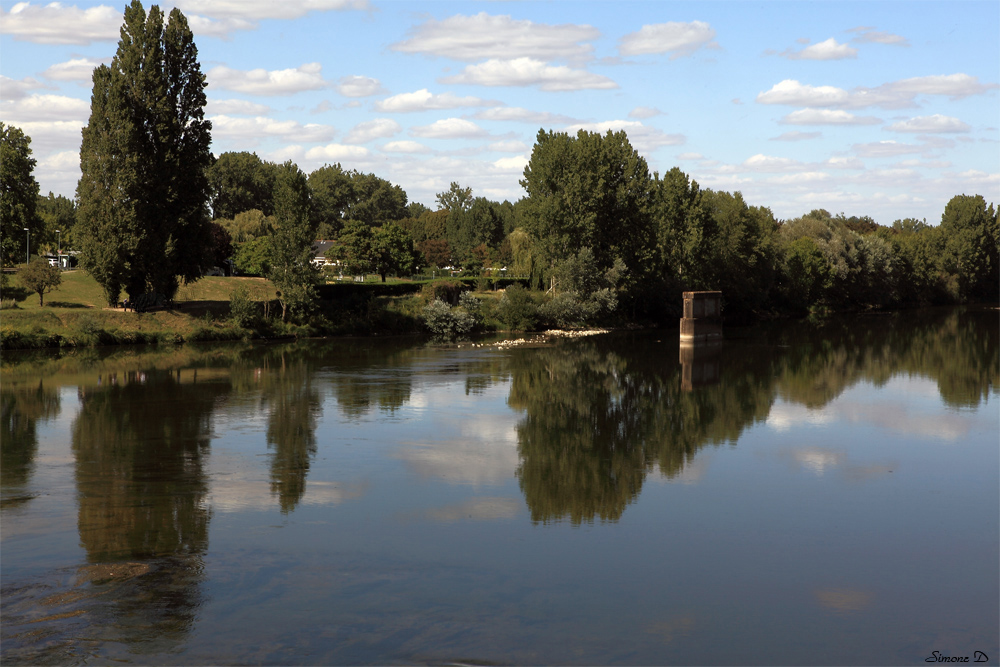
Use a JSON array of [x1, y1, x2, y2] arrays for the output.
[[1, 306, 997, 665]]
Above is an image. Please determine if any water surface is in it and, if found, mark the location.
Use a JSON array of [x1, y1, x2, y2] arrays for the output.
[[2, 307, 997, 665]]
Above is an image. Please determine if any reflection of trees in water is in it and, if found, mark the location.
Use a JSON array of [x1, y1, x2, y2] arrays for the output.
[[261, 352, 322, 513], [1, 380, 59, 501], [510, 336, 776, 524], [771, 307, 998, 409], [67, 370, 227, 654], [510, 307, 996, 525]]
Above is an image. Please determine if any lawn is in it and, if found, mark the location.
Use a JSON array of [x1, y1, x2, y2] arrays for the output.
[[1, 271, 278, 345]]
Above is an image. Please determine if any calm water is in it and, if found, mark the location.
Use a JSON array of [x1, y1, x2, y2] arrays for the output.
[[2, 307, 997, 665]]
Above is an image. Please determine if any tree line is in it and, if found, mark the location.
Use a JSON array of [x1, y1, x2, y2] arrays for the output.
[[1, 0, 997, 324]]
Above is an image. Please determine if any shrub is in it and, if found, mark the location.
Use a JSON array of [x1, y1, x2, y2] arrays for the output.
[[497, 284, 538, 331], [421, 279, 463, 306], [422, 298, 474, 337], [229, 284, 259, 329]]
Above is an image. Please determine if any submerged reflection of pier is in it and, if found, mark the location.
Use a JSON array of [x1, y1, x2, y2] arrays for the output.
[[679, 291, 723, 391], [679, 342, 722, 391]]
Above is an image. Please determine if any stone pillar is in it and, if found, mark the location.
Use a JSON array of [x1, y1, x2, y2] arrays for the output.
[[679, 291, 722, 343]]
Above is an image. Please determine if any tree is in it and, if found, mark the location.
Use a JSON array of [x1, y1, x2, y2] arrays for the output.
[[208, 151, 277, 220], [519, 129, 655, 289], [76, 1, 212, 306], [939, 194, 999, 301], [37, 192, 76, 252], [17, 258, 61, 306], [372, 221, 417, 281], [435, 182, 473, 213], [206, 222, 233, 271], [267, 161, 318, 321], [1, 124, 41, 267]]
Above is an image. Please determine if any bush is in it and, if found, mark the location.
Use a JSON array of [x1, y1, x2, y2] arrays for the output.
[[497, 284, 538, 331], [421, 279, 463, 306], [422, 298, 474, 337], [229, 284, 259, 329]]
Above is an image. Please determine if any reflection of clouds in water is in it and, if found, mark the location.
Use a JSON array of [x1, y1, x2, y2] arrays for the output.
[[208, 449, 365, 512], [424, 497, 522, 522], [776, 447, 895, 480], [394, 382, 521, 486], [815, 588, 873, 613], [394, 430, 519, 487], [766, 403, 834, 431], [767, 376, 971, 442], [791, 448, 845, 476]]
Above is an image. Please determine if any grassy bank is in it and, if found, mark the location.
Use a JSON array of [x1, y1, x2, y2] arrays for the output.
[[0, 271, 436, 350]]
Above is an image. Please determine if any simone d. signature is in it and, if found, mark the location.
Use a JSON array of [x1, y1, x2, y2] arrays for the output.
[[925, 651, 990, 663]]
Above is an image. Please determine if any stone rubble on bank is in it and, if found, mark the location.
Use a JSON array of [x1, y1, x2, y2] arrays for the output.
[[456, 328, 611, 349]]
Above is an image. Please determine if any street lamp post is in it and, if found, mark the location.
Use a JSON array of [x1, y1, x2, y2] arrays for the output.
[[56, 230, 61, 269], [23, 228, 29, 265]]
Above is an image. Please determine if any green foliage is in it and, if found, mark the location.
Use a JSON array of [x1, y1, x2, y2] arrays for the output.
[[497, 283, 539, 331], [233, 236, 272, 276], [0, 123, 42, 268], [422, 298, 475, 337], [36, 192, 76, 252], [229, 284, 259, 328], [519, 129, 655, 295], [420, 279, 463, 305], [939, 194, 999, 301], [76, 1, 212, 305], [435, 182, 473, 213], [268, 161, 319, 322], [217, 209, 272, 244], [17, 258, 61, 306], [208, 151, 277, 219], [783, 237, 831, 308]]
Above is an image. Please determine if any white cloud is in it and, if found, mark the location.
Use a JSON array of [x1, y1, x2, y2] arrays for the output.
[[628, 106, 663, 119], [677, 152, 704, 160], [784, 37, 858, 60], [781, 109, 881, 125], [210, 115, 337, 145], [492, 155, 528, 171], [304, 143, 371, 162], [185, 15, 256, 39], [173, 0, 368, 21], [473, 106, 576, 125], [41, 57, 106, 82], [336, 75, 382, 98], [2, 120, 85, 155], [391, 12, 598, 63], [743, 154, 804, 172], [375, 88, 500, 113], [852, 140, 925, 158], [849, 26, 909, 46], [344, 118, 401, 144], [0, 2, 120, 45], [771, 131, 822, 141], [0, 75, 48, 100], [757, 80, 852, 107], [825, 156, 865, 169], [619, 21, 716, 58], [207, 63, 327, 96], [488, 140, 529, 153], [565, 119, 685, 151], [443, 57, 617, 91], [205, 98, 272, 115], [380, 140, 431, 154], [1, 94, 89, 122], [757, 74, 998, 110], [886, 114, 971, 133], [410, 118, 488, 139]]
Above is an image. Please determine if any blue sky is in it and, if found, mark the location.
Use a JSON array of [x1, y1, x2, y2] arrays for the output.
[[2, 0, 997, 224]]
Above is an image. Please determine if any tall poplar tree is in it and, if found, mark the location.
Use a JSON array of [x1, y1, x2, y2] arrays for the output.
[[77, 1, 212, 306]]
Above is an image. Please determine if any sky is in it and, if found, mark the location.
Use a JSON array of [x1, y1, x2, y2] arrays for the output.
[[1, 0, 998, 225]]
